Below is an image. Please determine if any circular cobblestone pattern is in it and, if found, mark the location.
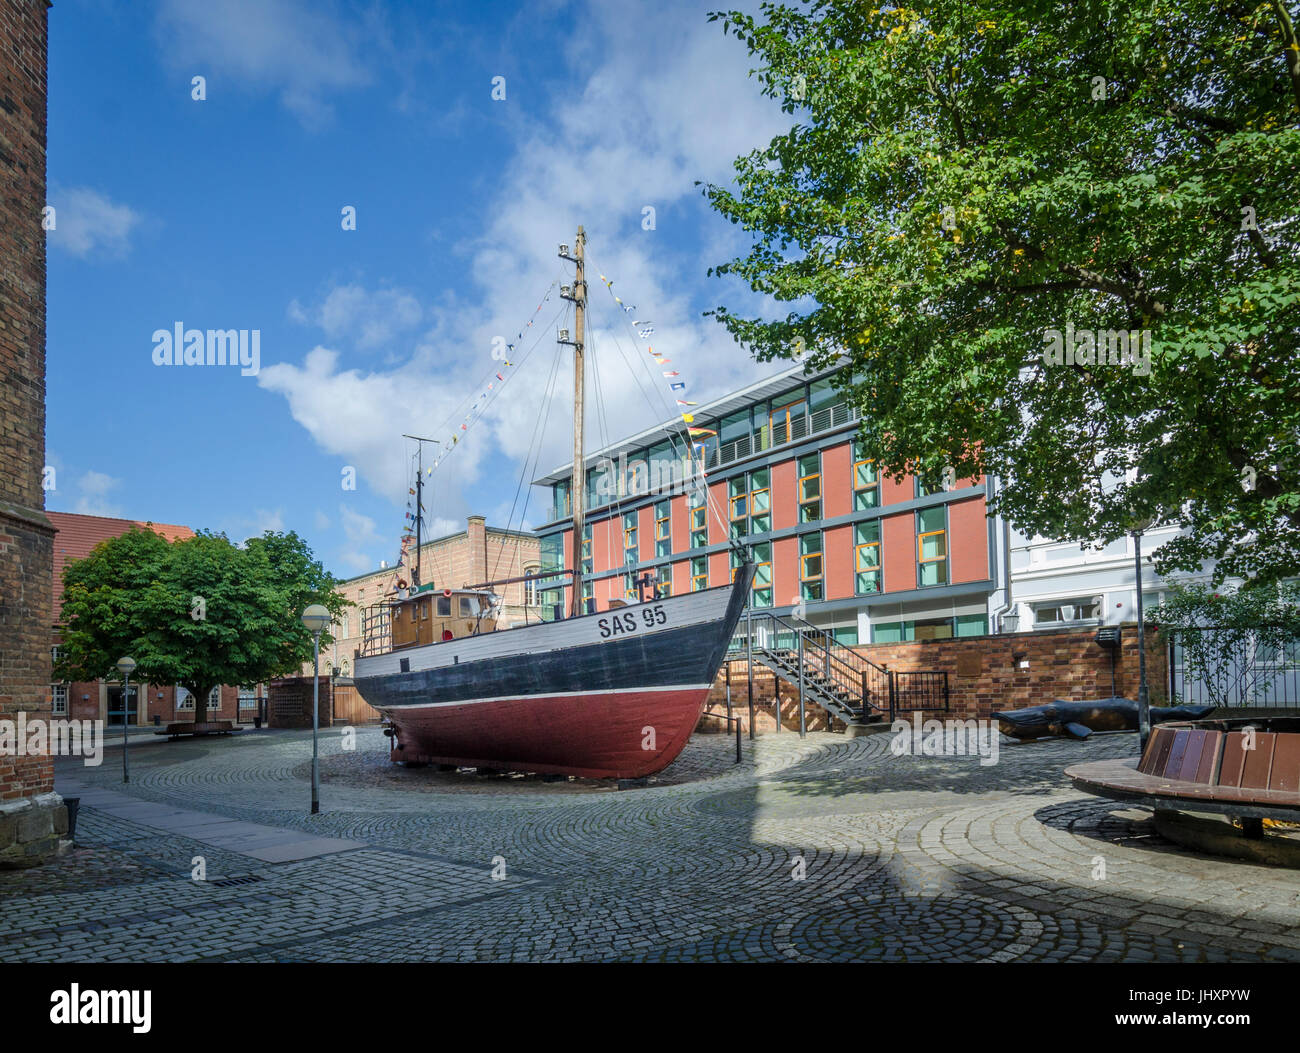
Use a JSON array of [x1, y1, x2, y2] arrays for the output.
[[2, 726, 1298, 963]]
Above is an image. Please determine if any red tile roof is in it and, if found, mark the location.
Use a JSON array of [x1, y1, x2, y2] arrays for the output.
[[48, 511, 194, 623]]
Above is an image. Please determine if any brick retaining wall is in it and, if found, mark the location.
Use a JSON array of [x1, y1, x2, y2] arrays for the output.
[[704, 624, 1168, 732]]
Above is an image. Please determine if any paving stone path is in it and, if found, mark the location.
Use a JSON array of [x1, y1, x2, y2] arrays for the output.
[[2, 726, 1297, 962]]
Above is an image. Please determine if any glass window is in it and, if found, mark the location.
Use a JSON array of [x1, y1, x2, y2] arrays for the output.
[[622, 512, 636, 566], [799, 532, 823, 601], [749, 468, 771, 534], [854, 520, 881, 594], [1033, 598, 1102, 624], [798, 453, 821, 523], [916, 468, 947, 497], [690, 505, 708, 548], [648, 442, 675, 493], [917, 506, 948, 586], [720, 410, 750, 445], [437, 596, 451, 617], [853, 440, 879, 510], [809, 377, 836, 414], [459, 597, 475, 617], [655, 564, 672, 598], [751, 541, 773, 608], [51, 684, 68, 716], [552, 480, 570, 521], [691, 556, 707, 591], [655, 500, 671, 557]]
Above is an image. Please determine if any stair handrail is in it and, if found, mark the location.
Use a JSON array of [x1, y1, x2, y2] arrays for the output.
[[739, 610, 889, 718]]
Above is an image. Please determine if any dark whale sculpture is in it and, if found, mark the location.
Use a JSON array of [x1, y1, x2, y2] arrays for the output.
[[992, 698, 1217, 741]]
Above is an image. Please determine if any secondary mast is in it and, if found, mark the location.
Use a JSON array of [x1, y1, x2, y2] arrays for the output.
[[402, 433, 439, 588], [559, 227, 586, 617]]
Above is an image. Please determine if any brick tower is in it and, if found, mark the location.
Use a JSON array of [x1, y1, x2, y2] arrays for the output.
[[0, 0, 62, 868]]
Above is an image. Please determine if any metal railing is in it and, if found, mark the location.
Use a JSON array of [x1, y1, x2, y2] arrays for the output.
[[711, 403, 859, 470], [730, 610, 951, 722], [358, 604, 392, 659], [731, 611, 892, 721], [1167, 626, 1300, 708]]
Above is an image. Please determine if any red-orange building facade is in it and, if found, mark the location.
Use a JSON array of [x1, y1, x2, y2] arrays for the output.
[[532, 364, 997, 644]]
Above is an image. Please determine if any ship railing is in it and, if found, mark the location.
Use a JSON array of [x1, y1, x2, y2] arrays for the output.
[[358, 604, 393, 659]]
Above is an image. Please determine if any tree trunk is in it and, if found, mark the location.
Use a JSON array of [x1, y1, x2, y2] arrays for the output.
[[191, 685, 211, 725]]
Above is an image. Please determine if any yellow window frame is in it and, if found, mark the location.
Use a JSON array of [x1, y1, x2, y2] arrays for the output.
[[918, 529, 947, 563]]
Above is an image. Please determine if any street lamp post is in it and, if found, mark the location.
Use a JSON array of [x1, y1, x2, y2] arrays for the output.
[[300, 604, 331, 815], [115, 657, 136, 784], [1130, 518, 1154, 752]]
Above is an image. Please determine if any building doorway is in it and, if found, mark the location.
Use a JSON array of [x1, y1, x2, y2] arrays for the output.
[[106, 685, 139, 727]]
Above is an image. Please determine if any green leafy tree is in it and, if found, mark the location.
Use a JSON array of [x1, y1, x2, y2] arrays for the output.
[[703, 0, 1300, 586], [55, 528, 348, 723], [1152, 580, 1300, 704]]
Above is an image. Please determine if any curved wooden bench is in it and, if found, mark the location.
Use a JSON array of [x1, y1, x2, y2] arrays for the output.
[[1067, 717, 1300, 849]]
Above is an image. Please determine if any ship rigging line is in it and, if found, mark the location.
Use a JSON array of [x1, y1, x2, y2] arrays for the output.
[[394, 280, 566, 587], [487, 339, 567, 590], [585, 254, 742, 560]]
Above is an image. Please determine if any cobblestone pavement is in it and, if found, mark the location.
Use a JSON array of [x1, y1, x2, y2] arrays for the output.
[[2, 727, 1298, 962]]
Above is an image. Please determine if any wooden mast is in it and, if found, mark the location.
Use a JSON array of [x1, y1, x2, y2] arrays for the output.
[[402, 433, 439, 588], [569, 226, 587, 617]]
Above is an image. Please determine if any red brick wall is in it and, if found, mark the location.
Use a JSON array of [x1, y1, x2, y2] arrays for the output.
[[268, 676, 335, 730], [858, 625, 1168, 721], [0, 0, 51, 808], [706, 625, 1169, 728]]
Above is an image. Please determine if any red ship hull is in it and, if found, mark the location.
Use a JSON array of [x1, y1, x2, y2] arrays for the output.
[[386, 685, 711, 779]]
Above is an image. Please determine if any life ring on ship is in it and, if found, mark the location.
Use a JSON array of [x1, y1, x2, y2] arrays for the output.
[[396, 578, 408, 590], [443, 588, 453, 598]]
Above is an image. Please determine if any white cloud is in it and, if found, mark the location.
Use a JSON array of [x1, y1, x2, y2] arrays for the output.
[[73, 470, 124, 517], [154, 0, 371, 128], [260, 0, 789, 516], [289, 284, 424, 352], [47, 187, 141, 258], [338, 503, 385, 572]]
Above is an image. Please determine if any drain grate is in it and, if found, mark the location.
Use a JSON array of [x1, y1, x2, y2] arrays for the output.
[[208, 874, 265, 888]]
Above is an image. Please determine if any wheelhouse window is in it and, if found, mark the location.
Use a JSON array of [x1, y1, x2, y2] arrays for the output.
[[799, 532, 824, 602], [917, 506, 948, 586], [854, 520, 881, 594], [798, 453, 821, 523], [436, 596, 451, 617]]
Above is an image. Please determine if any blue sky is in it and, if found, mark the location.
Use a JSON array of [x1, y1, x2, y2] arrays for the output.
[[45, 0, 790, 577]]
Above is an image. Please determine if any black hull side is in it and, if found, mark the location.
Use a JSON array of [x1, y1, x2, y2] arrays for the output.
[[356, 567, 752, 712]]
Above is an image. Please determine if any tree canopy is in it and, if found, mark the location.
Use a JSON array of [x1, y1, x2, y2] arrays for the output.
[[704, 0, 1300, 586], [55, 528, 348, 723]]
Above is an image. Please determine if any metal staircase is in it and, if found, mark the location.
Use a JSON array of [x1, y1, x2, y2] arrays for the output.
[[729, 611, 890, 726], [728, 611, 950, 727]]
